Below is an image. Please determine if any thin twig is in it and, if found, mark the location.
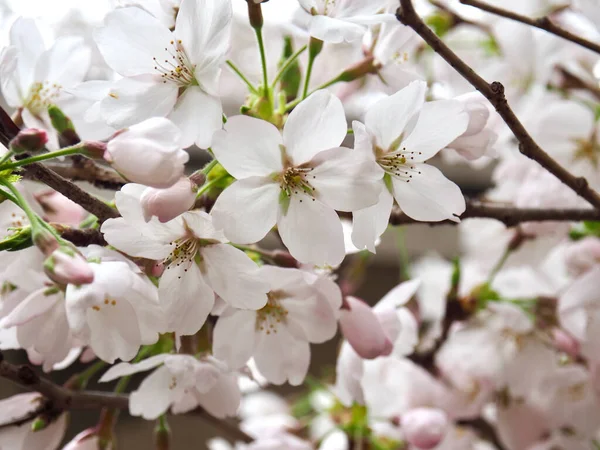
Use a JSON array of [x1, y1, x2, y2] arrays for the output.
[[389, 201, 600, 226], [395, 0, 600, 210], [459, 0, 600, 55]]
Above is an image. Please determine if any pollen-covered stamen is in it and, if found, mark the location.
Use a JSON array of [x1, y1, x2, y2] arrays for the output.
[[377, 148, 423, 183], [280, 167, 317, 202], [24, 81, 62, 115], [153, 40, 196, 87], [164, 237, 200, 275], [92, 296, 118, 311], [256, 291, 289, 334]]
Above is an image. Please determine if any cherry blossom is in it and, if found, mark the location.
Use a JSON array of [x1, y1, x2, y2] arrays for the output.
[[94, 0, 232, 148], [210, 90, 382, 266]]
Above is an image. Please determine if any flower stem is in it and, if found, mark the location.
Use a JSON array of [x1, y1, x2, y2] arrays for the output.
[[254, 27, 270, 97], [302, 37, 324, 99], [0, 150, 14, 167], [201, 159, 218, 175], [271, 44, 308, 88], [226, 60, 258, 94], [488, 245, 512, 284], [196, 174, 228, 198], [0, 144, 86, 171]]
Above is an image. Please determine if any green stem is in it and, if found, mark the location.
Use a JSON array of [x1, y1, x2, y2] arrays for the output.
[[271, 44, 308, 88], [0, 144, 86, 171], [201, 159, 218, 175], [302, 55, 316, 99], [255, 27, 270, 97], [0, 150, 14, 167], [488, 246, 512, 284], [0, 187, 18, 205], [196, 174, 228, 198], [226, 60, 258, 94], [74, 360, 107, 390]]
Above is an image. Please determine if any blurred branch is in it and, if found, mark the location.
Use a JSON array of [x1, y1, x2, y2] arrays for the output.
[[47, 161, 126, 190], [458, 0, 600, 55], [395, 0, 600, 210], [0, 352, 253, 443], [389, 201, 600, 226], [54, 225, 107, 246]]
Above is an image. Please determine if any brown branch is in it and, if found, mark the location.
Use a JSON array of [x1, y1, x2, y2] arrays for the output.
[[389, 201, 600, 226], [395, 0, 600, 210], [55, 225, 107, 247], [46, 161, 126, 191], [459, 0, 600, 55]]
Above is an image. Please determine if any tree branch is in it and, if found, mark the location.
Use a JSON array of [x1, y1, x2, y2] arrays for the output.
[[389, 201, 600, 226], [459, 0, 600, 55], [55, 225, 107, 247], [46, 161, 126, 191], [395, 0, 600, 210]]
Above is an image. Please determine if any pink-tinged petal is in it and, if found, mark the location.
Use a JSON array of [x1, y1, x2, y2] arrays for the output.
[[0, 393, 41, 426], [159, 263, 214, 335], [129, 366, 174, 419], [277, 193, 345, 266], [101, 218, 174, 260], [334, 343, 365, 405], [181, 210, 226, 242], [374, 279, 421, 312], [391, 308, 419, 356], [100, 76, 178, 128], [175, 0, 232, 72], [392, 163, 465, 222], [284, 295, 338, 344], [211, 115, 284, 179], [94, 7, 175, 76], [309, 147, 383, 211], [211, 177, 280, 244], [283, 90, 347, 165], [213, 309, 257, 369], [140, 178, 197, 223], [365, 80, 426, 150], [201, 244, 268, 309], [401, 100, 469, 162], [0, 289, 60, 327], [351, 186, 393, 253], [168, 86, 222, 149], [195, 373, 241, 418], [99, 354, 169, 382], [254, 328, 310, 385], [402, 408, 449, 450], [308, 15, 366, 43], [339, 296, 393, 359]]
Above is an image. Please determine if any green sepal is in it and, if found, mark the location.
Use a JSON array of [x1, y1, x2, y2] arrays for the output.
[[0, 226, 33, 252]]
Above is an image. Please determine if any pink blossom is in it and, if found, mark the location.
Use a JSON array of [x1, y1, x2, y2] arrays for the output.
[[35, 191, 87, 227], [44, 247, 94, 285], [140, 177, 197, 223], [401, 407, 449, 449]]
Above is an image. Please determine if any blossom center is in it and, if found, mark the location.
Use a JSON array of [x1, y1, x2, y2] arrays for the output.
[[280, 167, 317, 200], [256, 291, 289, 334], [164, 237, 199, 275], [91, 296, 118, 311], [24, 81, 62, 116], [377, 149, 422, 183], [153, 40, 196, 87]]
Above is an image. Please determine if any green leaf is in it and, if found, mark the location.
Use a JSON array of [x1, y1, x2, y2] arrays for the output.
[[425, 12, 453, 37], [0, 226, 33, 252]]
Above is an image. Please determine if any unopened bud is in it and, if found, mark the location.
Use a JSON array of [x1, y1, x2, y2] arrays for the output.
[[9, 128, 48, 154], [339, 296, 393, 359], [246, 0, 264, 29], [31, 417, 48, 432], [552, 328, 580, 357], [189, 171, 206, 187], [401, 408, 449, 450], [44, 246, 94, 285], [62, 428, 101, 450], [140, 177, 196, 223], [32, 227, 59, 256], [82, 140, 108, 159], [48, 105, 80, 145]]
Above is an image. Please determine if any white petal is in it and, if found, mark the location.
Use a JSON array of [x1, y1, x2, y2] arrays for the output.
[[159, 262, 214, 335], [99, 354, 169, 382], [10, 18, 45, 90], [130, 366, 174, 419], [374, 279, 421, 312], [277, 193, 345, 266], [195, 373, 241, 418], [35, 37, 90, 87], [0, 289, 60, 327], [211, 177, 280, 244], [168, 86, 222, 149], [95, 7, 175, 76], [352, 120, 376, 156], [213, 309, 257, 369], [181, 210, 226, 242], [365, 80, 426, 150], [211, 115, 284, 179], [254, 329, 310, 386], [283, 90, 347, 165], [351, 186, 393, 253], [201, 244, 268, 309], [0, 46, 21, 107], [100, 76, 178, 128], [284, 295, 338, 343], [392, 163, 465, 222], [308, 15, 366, 43], [401, 100, 469, 161], [101, 218, 174, 260], [174, 0, 232, 72], [309, 146, 383, 211]]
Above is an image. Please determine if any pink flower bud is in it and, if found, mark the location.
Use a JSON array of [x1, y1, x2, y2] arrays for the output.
[[552, 328, 580, 357], [9, 128, 48, 154], [564, 237, 600, 276], [401, 408, 449, 449], [44, 247, 94, 285], [62, 428, 101, 450], [35, 191, 87, 227], [140, 177, 196, 223], [339, 296, 393, 359]]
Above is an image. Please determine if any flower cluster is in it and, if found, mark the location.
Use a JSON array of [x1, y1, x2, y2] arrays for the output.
[[0, 0, 599, 449]]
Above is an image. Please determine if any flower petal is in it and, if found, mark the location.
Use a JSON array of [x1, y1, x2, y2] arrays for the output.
[[254, 328, 310, 386], [195, 373, 241, 418], [309, 146, 383, 211], [401, 99, 469, 161], [277, 193, 345, 266], [392, 163, 465, 222], [283, 90, 347, 165], [351, 185, 393, 253], [130, 366, 174, 419], [211, 177, 280, 244], [201, 244, 268, 309], [99, 354, 169, 382], [308, 15, 367, 43], [213, 309, 257, 369], [365, 80, 426, 150], [211, 115, 284, 179]]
